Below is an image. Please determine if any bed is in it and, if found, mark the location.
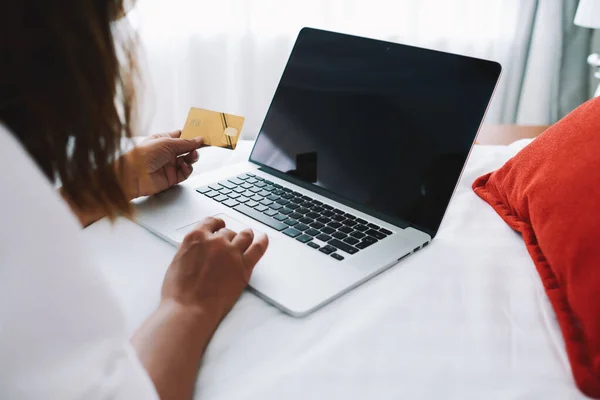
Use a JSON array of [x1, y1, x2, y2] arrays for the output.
[[82, 137, 585, 399]]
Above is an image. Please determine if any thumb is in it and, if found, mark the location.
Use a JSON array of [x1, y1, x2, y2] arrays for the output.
[[166, 137, 203, 155]]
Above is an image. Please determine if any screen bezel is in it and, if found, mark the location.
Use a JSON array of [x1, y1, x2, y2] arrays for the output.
[[248, 27, 502, 237]]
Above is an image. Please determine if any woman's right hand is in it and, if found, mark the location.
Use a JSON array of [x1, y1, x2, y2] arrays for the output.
[[161, 217, 269, 325]]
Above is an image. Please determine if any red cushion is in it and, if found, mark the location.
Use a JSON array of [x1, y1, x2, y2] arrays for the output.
[[472, 97, 600, 397]]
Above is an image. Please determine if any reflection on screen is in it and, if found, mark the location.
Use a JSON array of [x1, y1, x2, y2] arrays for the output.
[[250, 28, 500, 235]]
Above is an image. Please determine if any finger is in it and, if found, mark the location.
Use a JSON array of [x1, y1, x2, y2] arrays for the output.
[[182, 150, 199, 164], [150, 130, 181, 140], [197, 217, 225, 233], [167, 137, 203, 156], [176, 162, 193, 184], [243, 233, 269, 269], [216, 228, 236, 241], [231, 229, 254, 252]]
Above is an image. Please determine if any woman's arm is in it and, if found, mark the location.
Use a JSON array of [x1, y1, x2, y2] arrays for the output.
[[131, 217, 268, 400], [131, 301, 216, 400]]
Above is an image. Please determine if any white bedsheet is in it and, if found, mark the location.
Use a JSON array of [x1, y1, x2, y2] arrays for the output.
[[83, 140, 586, 400]]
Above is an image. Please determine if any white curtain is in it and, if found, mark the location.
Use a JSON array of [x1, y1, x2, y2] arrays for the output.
[[129, 0, 591, 138]]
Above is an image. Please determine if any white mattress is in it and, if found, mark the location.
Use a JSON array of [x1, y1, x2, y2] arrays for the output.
[[83, 140, 585, 399]]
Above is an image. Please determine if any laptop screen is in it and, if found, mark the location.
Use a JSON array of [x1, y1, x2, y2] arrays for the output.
[[249, 28, 501, 236]]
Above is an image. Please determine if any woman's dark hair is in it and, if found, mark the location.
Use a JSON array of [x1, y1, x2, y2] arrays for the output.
[[0, 0, 138, 218]]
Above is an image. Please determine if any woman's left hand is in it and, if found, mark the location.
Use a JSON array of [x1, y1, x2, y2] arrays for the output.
[[127, 130, 203, 198]]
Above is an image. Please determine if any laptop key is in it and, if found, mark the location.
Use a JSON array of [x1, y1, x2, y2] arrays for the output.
[[251, 195, 263, 202], [289, 212, 303, 220], [250, 187, 262, 193], [270, 203, 283, 211], [339, 226, 353, 234], [260, 199, 273, 206], [322, 211, 334, 217], [351, 231, 366, 239], [204, 190, 220, 198], [305, 228, 320, 237], [299, 217, 313, 225], [313, 200, 323, 206], [319, 246, 335, 255], [321, 204, 332, 210], [274, 189, 286, 196], [264, 186, 276, 192], [264, 209, 278, 217], [329, 221, 342, 229], [311, 222, 325, 230], [355, 218, 368, 225], [331, 214, 345, 222], [227, 193, 241, 199], [246, 200, 259, 208], [380, 228, 393, 236], [222, 199, 239, 208], [306, 212, 320, 219], [313, 207, 325, 213], [267, 194, 280, 201], [344, 214, 356, 220], [196, 186, 212, 194], [328, 239, 359, 255], [256, 182, 267, 188], [317, 234, 332, 242], [296, 234, 312, 243], [219, 180, 236, 189], [367, 223, 380, 230], [214, 194, 229, 202], [220, 188, 232, 195], [246, 173, 256, 177], [287, 203, 300, 210], [247, 178, 258, 184], [276, 199, 290, 206], [366, 229, 386, 240], [295, 223, 309, 231], [228, 178, 244, 185], [363, 236, 378, 244], [331, 253, 345, 261], [356, 241, 374, 250], [234, 187, 246, 194], [307, 242, 320, 249], [283, 227, 301, 238], [241, 182, 252, 189], [237, 174, 251, 180], [274, 214, 288, 221], [254, 176, 265, 181], [237, 197, 250, 204], [209, 184, 223, 191], [255, 205, 269, 212], [284, 219, 299, 226], [321, 227, 335, 235], [297, 207, 310, 214], [280, 208, 293, 215], [317, 217, 331, 224], [258, 190, 271, 197], [343, 219, 358, 227], [343, 237, 360, 245], [332, 231, 346, 239], [233, 204, 288, 231], [355, 224, 368, 232]]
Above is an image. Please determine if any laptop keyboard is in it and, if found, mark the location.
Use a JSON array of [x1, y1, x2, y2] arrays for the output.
[[196, 173, 393, 261]]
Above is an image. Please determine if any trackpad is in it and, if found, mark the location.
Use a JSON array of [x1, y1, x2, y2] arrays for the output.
[[175, 214, 263, 240]]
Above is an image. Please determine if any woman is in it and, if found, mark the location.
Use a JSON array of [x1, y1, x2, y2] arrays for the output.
[[0, 1, 268, 399]]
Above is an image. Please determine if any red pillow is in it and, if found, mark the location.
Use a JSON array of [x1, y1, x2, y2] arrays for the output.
[[473, 97, 600, 397]]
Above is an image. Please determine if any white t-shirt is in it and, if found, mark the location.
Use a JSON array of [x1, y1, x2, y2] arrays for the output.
[[0, 125, 158, 399]]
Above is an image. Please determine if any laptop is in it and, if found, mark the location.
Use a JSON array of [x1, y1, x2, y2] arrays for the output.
[[134, 28, 501, 317]]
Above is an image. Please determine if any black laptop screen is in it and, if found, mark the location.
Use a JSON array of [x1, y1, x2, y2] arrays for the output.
[[249, 28, 501, 236]]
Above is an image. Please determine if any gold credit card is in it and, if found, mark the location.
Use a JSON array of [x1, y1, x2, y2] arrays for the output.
[[181, 107, 245, 150]]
